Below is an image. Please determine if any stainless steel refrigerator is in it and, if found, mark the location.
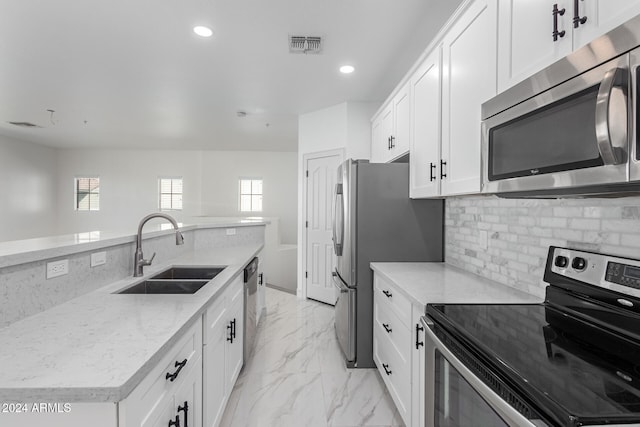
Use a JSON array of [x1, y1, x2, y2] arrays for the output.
[[332, 159, 443, 368]]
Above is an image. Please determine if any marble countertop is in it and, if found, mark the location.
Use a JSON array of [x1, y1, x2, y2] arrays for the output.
[[0, 244, 262, 403], [0, 217, 268, 269], [370, 262, 543, 311]]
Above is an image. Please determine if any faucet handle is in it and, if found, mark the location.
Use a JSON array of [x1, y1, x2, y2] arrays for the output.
[[143, 252, 156, 266]]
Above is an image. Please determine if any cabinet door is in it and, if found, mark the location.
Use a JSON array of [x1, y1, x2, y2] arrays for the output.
[[175, 356, 203, 427], [573, 0, 640, 49], [441, 0, 498, 196], [392, 82, 411, 159], [225, 290, 244, 392], [410, 46, 442, 198], [371, 115, 386, 163], [203, 298, 227, 427], [411, 306, 426, 427], [497, 0, 572, 92]]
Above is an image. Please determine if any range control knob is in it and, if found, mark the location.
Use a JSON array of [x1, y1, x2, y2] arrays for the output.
[[572, 257, 587, 271], [554, 256, 569, 268]]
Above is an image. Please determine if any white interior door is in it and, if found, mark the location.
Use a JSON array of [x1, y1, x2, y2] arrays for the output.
[[305, 151, 342, 305]]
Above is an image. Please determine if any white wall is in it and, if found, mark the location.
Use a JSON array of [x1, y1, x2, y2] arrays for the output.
[[55, 149, 298, 243], [297, 101, 380, 295], [0, 135, 58, 241], [199, 151, 298, 244], [56, 149, 204, 234]]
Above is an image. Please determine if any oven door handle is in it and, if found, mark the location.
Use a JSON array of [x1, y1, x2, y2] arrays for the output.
[[595, 66, 627, 166], [421, 317, 539, 427]]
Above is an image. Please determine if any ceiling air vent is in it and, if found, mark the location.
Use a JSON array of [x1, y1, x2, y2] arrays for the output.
[[289, 35, 323, 54], [8, 121, 41, 128]]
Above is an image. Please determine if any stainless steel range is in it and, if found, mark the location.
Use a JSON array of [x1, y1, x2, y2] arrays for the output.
[[423, 246, 640, 426]]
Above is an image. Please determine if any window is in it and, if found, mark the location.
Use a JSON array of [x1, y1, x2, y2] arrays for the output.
[[75, 177, 100, 211], [239, 178, 263, 212], [159, 177, 183, 211]]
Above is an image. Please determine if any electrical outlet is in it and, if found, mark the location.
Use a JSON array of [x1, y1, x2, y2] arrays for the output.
[[91, 251, 107, 267], [226, 228, 236, 236], [46, 259, 69, 279]]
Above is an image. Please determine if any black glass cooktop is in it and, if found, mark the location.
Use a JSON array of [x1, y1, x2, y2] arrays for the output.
[[427, 301, 640, 426]]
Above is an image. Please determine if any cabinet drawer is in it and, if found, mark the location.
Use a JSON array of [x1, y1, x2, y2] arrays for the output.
[[374, 296, 411, 366], [374, 327, 411, 424], [121, 317, 202, 425], [374, 274, 411, 328]]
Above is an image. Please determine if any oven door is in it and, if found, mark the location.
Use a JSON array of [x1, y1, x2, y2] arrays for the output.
[[481, 53, 629, 196], [422, 317, 547, 427]]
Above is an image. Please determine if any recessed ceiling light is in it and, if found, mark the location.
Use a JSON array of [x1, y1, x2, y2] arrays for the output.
[[193, 26, 213, 38], [340, 65, 355, 74]]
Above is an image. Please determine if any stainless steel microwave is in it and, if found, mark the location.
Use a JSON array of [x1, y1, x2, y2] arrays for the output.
[[481, 15, 640, 197]]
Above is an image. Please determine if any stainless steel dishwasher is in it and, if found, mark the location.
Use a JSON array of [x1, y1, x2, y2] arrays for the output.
[[243, 257, 258, 363]]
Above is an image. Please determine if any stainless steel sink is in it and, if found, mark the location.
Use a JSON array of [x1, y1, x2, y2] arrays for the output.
[[150, 266, 225, 280], [117, 279, 210, 294]]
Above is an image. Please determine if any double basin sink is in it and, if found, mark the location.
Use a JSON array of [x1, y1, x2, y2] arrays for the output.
[[118, 267, 226, 294]]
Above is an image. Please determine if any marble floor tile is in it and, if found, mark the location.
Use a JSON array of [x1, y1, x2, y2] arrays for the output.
[[221, 287, 404, 427], [321, 370, 403, 427]]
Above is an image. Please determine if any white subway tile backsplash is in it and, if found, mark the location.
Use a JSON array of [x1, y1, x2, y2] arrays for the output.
[[445, 195, 640, 298]]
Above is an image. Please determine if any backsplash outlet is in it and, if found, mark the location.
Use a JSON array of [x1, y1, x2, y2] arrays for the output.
[[445, 195, 640, 298]]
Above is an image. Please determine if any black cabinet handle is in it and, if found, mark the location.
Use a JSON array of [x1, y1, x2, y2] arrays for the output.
[[390, 135, 395, 149], [416, 323, 424, 350], [573, 0, 587, 28], [552, 4, 566, 41], [227, 321, 234, 343], [382, 363, 392, 376], [387, 136, 391, 150], [258, 273, 263, 285], [429, 162, 436, 182], [178, 401, 189, 427], [383, 323, 392, 333], [165, 359, 188, 382], [440, 159, 447, 179], [232, 318, 237, 340], [168, 415, 180, 427], [382, 290, 392, 298]]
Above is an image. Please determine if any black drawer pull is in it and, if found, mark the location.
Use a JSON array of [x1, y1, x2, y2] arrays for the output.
[[383, 323, 392, 333], [178, 401, 189, 427], [382, 363, 392, 376], [429, 162, 436, 182], [382, 290, 392, 298], [165, 359, 188, 382], [168, 415, 180, 427], [416, 323, 424, 349]]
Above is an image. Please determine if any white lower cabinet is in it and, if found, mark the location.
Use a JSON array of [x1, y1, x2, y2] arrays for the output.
[[373, 272, 427, 427], [203, 274, 244, 427], [119, 317, 203, 427]]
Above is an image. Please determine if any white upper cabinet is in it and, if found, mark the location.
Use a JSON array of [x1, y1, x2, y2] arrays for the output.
[[498, 0, 640, 92], [573, 0, 640, 48], [371, 82, 411, 163], [497, 0, 572, 92], [410, 46, 442, 198], [441, 0, 497, 196]]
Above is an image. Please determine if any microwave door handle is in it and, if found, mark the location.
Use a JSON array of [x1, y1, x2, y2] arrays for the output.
[[595, 67, 627, 165], [333, 183, 344, 256]]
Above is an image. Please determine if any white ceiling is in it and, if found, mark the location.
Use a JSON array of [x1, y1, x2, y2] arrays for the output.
[[0, 0, 461, 151]]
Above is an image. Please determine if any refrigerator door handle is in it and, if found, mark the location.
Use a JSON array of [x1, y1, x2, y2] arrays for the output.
[[333, 183, 344, 256]]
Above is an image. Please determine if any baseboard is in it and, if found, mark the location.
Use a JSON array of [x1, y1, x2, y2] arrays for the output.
[[265, 283, 296, 295]]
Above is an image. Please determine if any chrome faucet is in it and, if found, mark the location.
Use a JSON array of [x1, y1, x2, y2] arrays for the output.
[[134, 213, 184, 277]]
